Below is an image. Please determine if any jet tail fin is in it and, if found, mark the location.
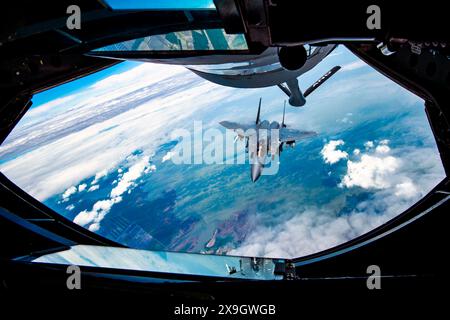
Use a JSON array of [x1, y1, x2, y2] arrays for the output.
[[303, 66, 341, 98], [256, 97, 262, 124]]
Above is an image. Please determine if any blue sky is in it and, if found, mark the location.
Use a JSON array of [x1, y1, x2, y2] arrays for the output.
[[102, 0, 215, 10], [31, 61, 132, 110]]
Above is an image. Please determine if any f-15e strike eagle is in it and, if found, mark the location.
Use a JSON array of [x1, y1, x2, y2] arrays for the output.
[[220, 66, 340, 182]]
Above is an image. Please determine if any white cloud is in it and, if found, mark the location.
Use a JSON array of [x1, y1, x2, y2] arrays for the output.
[[26, 95, 77, 119], [321, 140, 348, 164], [88, 223, 101, 232], [90, 63, 185, 96], [395, 180, 419, 198], [78, 183, 87, 192], [341, 154, 400, 189], [145, 164, 156, 174], [230, 142, 444, 259], [341, 60, 367, 72], [229, 208, 396, 258], [65, 204, 75, 211], [339, 141, 428, 197], [353, 148, 360, 155], [339, 141, 424, 203], [73, 154, 156, 231], [88, 185, 99, 192], [110, 156, 152, 198], [375, 144, 390, 154], [91, 169, 108, 185], [73, 196, 122, 230], [162, 151, 174, 163], [364, 141, 374, 149], [0, 63, 241, 201], [73, 209, 97, 227], [339, 117, 352, 124], [0, 64, 185, 154], [62, 186, 77, 201]]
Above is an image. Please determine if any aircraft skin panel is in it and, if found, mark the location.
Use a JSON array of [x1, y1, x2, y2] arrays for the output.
[[219, 121, 254, 132], [188, 45, 338, 89], [279, 129, 317, 142]]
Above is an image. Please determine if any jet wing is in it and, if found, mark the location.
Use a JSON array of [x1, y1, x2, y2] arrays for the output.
[[279, 128, 317, 142], [219, 121, 256, 134]]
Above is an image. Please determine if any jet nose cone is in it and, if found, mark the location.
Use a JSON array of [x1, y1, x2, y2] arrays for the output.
[[251, 163, 263, 182]]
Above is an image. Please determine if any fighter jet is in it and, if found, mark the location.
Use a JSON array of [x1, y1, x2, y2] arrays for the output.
[[220, 98, 317, 182]]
